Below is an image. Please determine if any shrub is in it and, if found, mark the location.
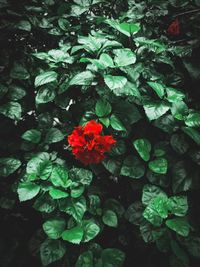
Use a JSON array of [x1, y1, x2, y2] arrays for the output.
[[1, 0, 200, 266]]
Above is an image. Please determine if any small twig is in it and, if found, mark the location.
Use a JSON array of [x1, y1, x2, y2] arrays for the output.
[[173, 8, 200, 18], [169, 39, 189, 43]]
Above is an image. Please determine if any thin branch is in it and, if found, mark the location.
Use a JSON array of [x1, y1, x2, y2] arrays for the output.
[[173, 8, 200, 17]]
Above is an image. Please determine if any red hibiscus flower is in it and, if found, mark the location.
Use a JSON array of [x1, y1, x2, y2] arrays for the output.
[[167, 18, 180, 36], [68, 120, 116, 165]]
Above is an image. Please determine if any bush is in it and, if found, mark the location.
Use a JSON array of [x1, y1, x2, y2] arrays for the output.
[[1, 0, 200, 266]]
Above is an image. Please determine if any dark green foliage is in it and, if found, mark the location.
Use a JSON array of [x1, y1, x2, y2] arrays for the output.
[[1, 0, 200, 267]]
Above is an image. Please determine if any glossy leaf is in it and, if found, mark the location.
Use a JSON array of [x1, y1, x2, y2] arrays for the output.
[[35, 71, 58, 87], [147, 81, 165, 98], [62, 226, 84, 244], [142, 184, 167, 206], [104, 75, 127, 91], [113, 48, 136, 67], [102, 210, 118, 227], [45, 128, 64, 143], [120, 155, 145, 179], [49, 188, 69, 199], [22, 129, 41, 143], [95, 99, 112, 117], [133, 138, 151, 162], [166, 218, 190, 237], [0, 158, 21, 177], [82, 220, 100, 242], [17, 182, 40, 202], [40, 239, 66, 266], [148, 158, 168, 174], [0, 101, 21, 120], [43, 218, 66, 239]]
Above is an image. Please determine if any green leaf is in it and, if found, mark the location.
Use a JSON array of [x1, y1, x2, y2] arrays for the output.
[[43, 218, 66, 239], [45, 128, 64, 143], [62, 226, 83, 244], [8, 85, 26, 100], [148, 158, 168, 174], [125, 202, 143, 226], [144, 102, 170, 121], [16, 20, 31, 31], [17, 182, 40, 202], [170, 134, 189, 154], [166, 218, 190, 237], [142, 184, 167, 206], [69, 71, 94, 86], [30, 162, 52, 180], [50, 165, 69, 188], [34, 194, 56, 213], [184, 236, 200, 259], [103, 210, 118, 227], [133, 138, 151, 161], [185, 112, 200, 127], [26, 153, 52, 181], [120, 155, 145, 179], [22, 129, 41, 143], [36, 87, 56, 104], [71, 185, 85, 198], [10, 63, 30, 80], [76, 251, 93, 267], [110, 114, 126, 131], [111, 140, 126, 156], [33, 52, 49, 60], [71, 4, 89, 16], [59, 196, 86, 222], [82, 53, 114, 69], [69, 168, 93, 186], [166, 87, 185, 103], [147, 170, 169, 188], [172, 161, 192, 194], [78, 34, 102, 53], [0, 158, 21, 177], [82, 220, 100, 242], [147, 81, 165, 98], [113, 48, 136, 67], [99, 53, 114, 68], [35, 71, 58, 87], [101, 248, 125, 267], [106, 19, 140, 37], [167, 196, 188, 216], [182, 127, 200, 145], [48, 49, 73, 63], [49, 188, 69, 199], [95, 99, 112, 117], [104, 198, 125, 218], [0, 101, 21, 120], [115, 81, 140, 98], [169, 0, 189, 7], [102, 158, 121, 175], [140, 221, 157, 243], [104, 75, 127, 91], [115, 101, 141, 125], [134, 37, 166, 53], [171, 101, 188, 120], [143, 196, 168, 226], [99, 117, 110, 127], [40, 239, 66, 266], [58, 18, 70, 31], [0, 84, 8, 98]]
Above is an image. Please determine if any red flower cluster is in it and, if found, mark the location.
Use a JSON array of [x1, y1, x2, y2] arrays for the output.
[[68, 120, 116, 165], [167, 18, 180, 36]]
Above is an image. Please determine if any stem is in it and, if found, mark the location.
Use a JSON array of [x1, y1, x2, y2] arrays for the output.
[[169, 39, 188, 43], [173, 8, 200, 17]]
